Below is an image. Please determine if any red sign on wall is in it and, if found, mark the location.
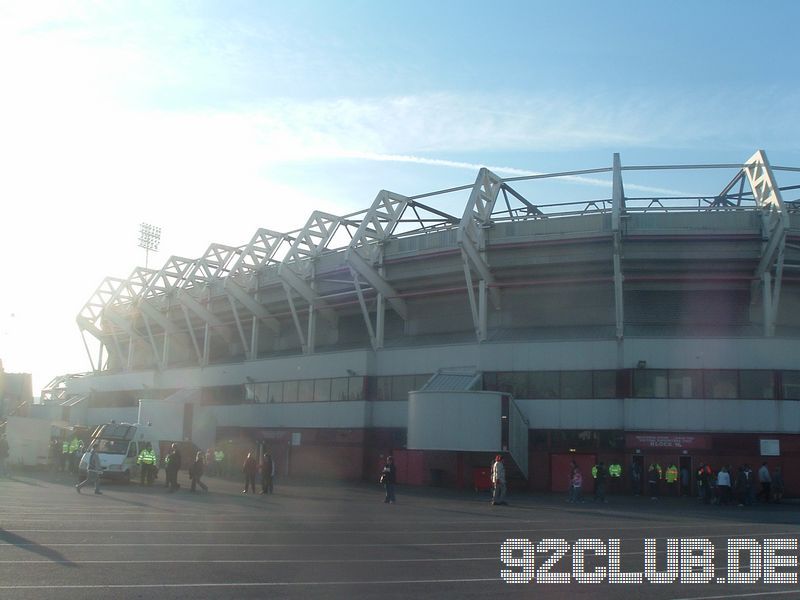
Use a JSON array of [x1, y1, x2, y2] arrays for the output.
[[625, 433, 711, 450]]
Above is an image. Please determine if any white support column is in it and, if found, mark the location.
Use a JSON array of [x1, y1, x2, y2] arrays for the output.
[[478, 279, 488, 341], [307, 297, 316, 354], [375, 291, 385, 349], [202, 321, 210, 366], [249, 316, 259, 361], [611, 153, 626, 341]]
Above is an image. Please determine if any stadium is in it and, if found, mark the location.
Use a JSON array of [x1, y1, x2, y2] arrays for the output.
[[40, 150, 800, 495]]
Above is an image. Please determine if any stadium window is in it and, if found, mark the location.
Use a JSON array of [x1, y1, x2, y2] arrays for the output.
[[391, 375, 417, 401], [313, 379, 331, 402], [592, 371, 617, 399], [739, 370, 775, 400], [330, 377, 349, 401], [266, 381, 283, 403], [560, 371, 592, 399], [298, 379, 314, 402], [283, 380, 299, 403], [782, 371, 800, 400], [703, 370, 738, 399], [668, 370, 701, 398], [375, 377, 392, 401], [483, 372, 498, 391], [529, 371, 559, 399], [348, 376, 365, 400], [496, 372, 529, 397], [633, 369, 668, 398]]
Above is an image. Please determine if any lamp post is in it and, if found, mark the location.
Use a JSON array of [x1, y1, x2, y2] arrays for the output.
[[138, 222, 161, 269]]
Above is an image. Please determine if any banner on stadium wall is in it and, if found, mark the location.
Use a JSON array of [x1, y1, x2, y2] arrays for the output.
[[625, 433, 711, 450]]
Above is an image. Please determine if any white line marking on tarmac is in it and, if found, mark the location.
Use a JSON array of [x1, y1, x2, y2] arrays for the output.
[[0, 541, 503, 548], [2, 530, 798, 550], [0, 556, 495, 564], [3, 521, 794, 536], [0, 577, 500, 589]]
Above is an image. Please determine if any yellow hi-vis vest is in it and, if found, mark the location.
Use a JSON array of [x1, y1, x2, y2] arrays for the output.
[[665, 465, 678, 483], [591, 465, 598, 478], [214, 450, 225, 462], [137, 449, 157, 465], [609, 463, 622, 477]]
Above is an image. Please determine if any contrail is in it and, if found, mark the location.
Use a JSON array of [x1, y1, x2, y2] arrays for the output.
[[342, 151, 694, 196]]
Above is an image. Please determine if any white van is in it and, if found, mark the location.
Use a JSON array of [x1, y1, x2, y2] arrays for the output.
[[89, 422, 161, 482]]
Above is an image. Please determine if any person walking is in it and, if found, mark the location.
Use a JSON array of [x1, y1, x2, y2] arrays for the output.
[[76, 444, 102, 495], [189, 451, 208, 492], [593, 461, 608, 503], [772, 466, 784, 503], [758, 462, 772, 503], [491, 455, 507, 506], [242, 452, 257, 494], [716, 466, 732, 505], [630, 460, 642, 496], [260, 452, 274, 495], [214, 448, 226, 477], [165, 443, 182, 492], [380, 456, 396, 504], [647, 464, 660, 500]]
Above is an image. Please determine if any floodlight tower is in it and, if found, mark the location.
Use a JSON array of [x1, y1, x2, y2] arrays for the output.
[[138, 222, 161, 269]]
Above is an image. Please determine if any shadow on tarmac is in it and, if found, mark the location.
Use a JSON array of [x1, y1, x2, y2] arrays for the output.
[[0, 528, 76, 566]]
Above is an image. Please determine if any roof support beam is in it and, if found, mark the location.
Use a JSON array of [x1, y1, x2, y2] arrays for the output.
[[176, 289, 234, 344], [458, 169, 503, 341], [180, 303, 204, 365], [223, 280, 280, 334], [227, 295, 251, 358], [744, 150, 789, 337], [283, 283, 308, 354], [345, 191, 410, 323]]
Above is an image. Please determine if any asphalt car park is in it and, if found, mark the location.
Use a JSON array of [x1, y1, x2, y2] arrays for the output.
[[1, 472, 800, 600]]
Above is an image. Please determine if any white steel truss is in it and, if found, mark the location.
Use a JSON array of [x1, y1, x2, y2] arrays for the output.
[[76, 149, 798, 376], [744, 150, 789, 336], [457, 168, 504, 341], [278, 211, 343, 353], [226, 229, 292, 359], [77, 277, 126, 371]]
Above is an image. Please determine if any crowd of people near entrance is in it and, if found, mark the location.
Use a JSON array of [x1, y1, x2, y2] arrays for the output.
[[70, 442, 278, 497], [564, 458, 785, 506]]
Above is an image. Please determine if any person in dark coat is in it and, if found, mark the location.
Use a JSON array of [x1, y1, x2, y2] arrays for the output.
[[189, 451, 208, 492], [259, 452, 274, 495], [242, 452, 257, 494], [165, 443, 182, 492], [380, 456, 396, 504]]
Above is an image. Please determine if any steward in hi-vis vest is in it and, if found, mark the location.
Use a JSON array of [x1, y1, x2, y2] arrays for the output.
[[137, 443, 158, 486]]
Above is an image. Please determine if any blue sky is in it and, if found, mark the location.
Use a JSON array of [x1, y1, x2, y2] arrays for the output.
[[1, 0, 798, 392]]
